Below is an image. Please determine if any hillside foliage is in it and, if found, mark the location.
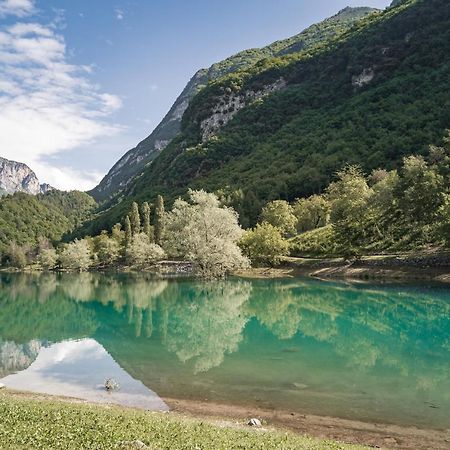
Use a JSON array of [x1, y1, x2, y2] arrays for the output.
[[0, 191, 96, 257], [84, 0, 450, 232]]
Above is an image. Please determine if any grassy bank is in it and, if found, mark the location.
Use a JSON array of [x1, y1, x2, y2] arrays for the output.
[[0, 390, 367, 450]]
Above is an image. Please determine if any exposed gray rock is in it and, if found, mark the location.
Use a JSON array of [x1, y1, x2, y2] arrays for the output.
[[352, 68, 375, 88], [200, 78, 286, 142], [0, 157, 52, 196]]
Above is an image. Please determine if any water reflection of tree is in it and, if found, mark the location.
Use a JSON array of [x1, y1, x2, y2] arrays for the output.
[[0, 273, 98, 344], [164, 281, 252, 373], [247, 280, 450, 392]]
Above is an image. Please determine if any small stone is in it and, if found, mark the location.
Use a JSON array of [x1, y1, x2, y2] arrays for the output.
[[105, 378, 120, 391], [247, 418, 262, 427]]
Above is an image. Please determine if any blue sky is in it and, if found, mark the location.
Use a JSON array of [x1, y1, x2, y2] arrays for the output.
[[0, 0, 391, 190]]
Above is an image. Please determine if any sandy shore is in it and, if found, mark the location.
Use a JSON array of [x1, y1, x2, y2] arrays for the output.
[[235, 254, 450, 282], [166, 397, 450, 450]]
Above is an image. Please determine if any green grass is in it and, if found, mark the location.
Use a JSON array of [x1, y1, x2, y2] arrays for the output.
[[0, 391, 368, 450]]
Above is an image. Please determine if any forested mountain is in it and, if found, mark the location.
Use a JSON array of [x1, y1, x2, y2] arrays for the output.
[[0, 191, 96, 255], [90, 6, 377, 202], [0, 157, 51, 197], [81, 0, 450, 233]]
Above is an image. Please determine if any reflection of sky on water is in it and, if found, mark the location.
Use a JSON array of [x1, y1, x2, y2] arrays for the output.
[[0, 338, 168, 411]]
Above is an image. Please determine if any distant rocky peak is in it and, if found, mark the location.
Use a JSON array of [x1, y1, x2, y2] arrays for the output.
[[0, 156, 53, 196]]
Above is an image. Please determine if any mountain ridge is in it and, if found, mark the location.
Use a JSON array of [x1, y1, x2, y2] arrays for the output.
[[0, 157, 51, 197], [90, 6, 379, 202], [79, 0, 450, 233]]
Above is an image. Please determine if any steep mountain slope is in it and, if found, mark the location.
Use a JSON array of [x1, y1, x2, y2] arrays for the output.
[[90, 7, 378, 202], [0, 157, 51, 197], [0, 190, 97, 253], [84, 0, 449, 231]]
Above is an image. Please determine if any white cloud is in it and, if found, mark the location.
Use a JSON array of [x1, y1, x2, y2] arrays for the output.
[[0, 0, 35, 18], [114, 8, 123, 20], [0, 9, 123, 190]]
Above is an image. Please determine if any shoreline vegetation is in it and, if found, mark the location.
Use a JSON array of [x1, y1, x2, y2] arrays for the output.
[[3, 254, 450, 284], [1, 389, 449, 450], [2, 139, 450, 280]]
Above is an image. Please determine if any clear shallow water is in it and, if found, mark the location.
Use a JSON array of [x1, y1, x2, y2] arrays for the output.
[[0, 272, 449, 429]]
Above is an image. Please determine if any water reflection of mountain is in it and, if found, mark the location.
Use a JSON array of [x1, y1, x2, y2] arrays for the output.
[[0, 339, 45, 377], [1, 273, 449, 397]]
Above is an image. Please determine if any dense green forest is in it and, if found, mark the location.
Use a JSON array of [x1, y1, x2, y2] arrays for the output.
[[0, 191, 96, 257], [83, 0, 450, 233]]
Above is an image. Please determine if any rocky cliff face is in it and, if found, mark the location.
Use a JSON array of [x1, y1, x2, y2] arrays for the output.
[[0, 157, 52, 196], [90, 6, 378, 202]]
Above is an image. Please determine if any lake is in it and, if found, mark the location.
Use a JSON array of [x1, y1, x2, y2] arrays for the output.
[[0, 272, 449, 430]]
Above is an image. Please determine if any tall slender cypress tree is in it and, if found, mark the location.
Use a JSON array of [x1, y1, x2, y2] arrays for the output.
[[130, 201, 141, 235], [141, 202, 152, 240], [124, 215, 132, 246], [154, 195, 165, 245]]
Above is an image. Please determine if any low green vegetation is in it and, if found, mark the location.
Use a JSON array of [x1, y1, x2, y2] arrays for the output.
[[0, 391, 367, 450]]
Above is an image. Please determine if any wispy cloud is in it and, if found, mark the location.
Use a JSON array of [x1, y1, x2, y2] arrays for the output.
[[0, 6, 123, 190], [0, 0, 35, 18], [114, 7, 124, 20]]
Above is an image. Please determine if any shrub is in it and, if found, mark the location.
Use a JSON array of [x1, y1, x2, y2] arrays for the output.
[[240, 222, 289, 266]]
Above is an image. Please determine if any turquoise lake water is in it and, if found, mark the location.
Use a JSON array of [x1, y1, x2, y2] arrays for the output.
[[0, 272, 449, 429]]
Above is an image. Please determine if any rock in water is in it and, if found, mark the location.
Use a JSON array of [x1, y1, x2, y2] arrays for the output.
[[247, 418, 262, 427], [105, 378, 120, 391]]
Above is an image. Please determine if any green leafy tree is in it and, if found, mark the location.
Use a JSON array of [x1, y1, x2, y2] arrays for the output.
[[59, 239, 92, 272], [260, 200, 297, 236], [163, 190, 249, 277], [126, 233, 166, 268], [293, 195, 330, 233], [154, 195, 165, 245], [239, 222, 289, 266], [327, 166, 373, 257], [38, 248, 58, 270], [94, 231, 121, 266], [111, 223, 125, 245], [5, 241, 28, 268], [130, 202, 141, 236], [396, 156, 445, 230]]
